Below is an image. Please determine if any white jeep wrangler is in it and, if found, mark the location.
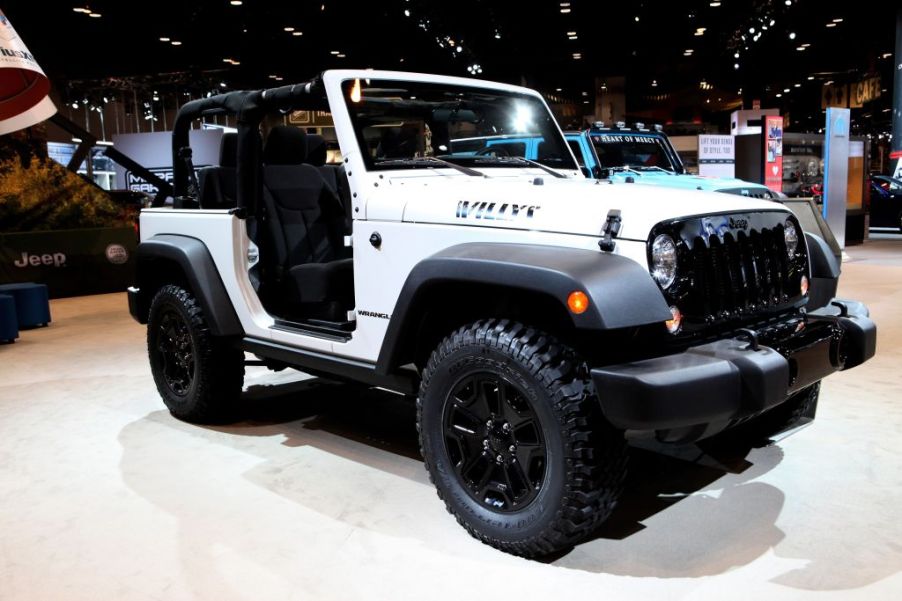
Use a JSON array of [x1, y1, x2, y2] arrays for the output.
[[128, 70, 876, 557]]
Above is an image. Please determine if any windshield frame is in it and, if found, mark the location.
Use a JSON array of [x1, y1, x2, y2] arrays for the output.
[[339, 77, 579, 174]]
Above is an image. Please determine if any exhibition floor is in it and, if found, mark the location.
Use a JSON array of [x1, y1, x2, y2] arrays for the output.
[[2, 238, 902, 601]]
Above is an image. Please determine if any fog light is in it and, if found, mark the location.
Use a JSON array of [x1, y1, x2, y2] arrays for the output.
[[567, 291, 590, 314], [665, 305, 682, 334], [800, 275, 809, 296]]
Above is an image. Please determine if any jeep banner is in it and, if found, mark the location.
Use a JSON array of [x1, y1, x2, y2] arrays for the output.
[[0, 228, 136, 298], [0, 9, 57, 135]]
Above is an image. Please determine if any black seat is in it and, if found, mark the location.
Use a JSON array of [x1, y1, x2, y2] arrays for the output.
[[262, 126, 353, 319], [305, 133, 353, 232], [198, 132, 238, 209]]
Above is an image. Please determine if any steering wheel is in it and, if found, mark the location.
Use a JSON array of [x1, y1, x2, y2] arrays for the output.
[[476, 147, 511, 157]]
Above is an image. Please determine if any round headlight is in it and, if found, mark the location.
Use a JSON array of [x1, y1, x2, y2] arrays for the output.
[[651, 234, 678, 289], [784, 219, 799, 257]]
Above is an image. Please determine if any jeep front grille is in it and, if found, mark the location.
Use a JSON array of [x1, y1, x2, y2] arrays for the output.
[[650, 212, 808, 337]]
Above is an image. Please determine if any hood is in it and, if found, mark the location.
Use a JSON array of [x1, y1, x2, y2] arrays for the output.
[[377, 171, 788, 241], [607, 170, 772, 194]]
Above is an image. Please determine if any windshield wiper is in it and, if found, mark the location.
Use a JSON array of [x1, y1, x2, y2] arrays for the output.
[[472, 156, 567, 179], [375, 156, 486, 177]]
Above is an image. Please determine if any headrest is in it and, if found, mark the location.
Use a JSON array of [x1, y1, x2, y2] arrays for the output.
[[263, 126, 308, 165], [219, 132, 238, 168], [306, 134, 328, 166]]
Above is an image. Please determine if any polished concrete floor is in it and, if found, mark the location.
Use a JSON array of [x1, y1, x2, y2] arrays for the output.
[[2, 237, 901, 600]]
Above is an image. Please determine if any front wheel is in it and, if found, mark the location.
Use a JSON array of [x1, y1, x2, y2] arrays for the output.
[[147, 285, 245, 423], [417, 319, 627, 557]]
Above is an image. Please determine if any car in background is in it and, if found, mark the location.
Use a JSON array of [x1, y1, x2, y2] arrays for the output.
[[869, 174, 902, 231], [565, 123, 781, 200]]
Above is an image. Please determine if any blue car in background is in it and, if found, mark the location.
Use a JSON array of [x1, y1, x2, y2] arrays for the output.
[[564, 123, 781, 200]]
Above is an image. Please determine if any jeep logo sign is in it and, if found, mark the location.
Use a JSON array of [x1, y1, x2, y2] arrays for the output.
[[0, 228, 136, 298], [14, 252, 66, 268]]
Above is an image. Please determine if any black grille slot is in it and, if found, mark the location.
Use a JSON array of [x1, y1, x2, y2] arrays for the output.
[[687, 223, 790, 320]]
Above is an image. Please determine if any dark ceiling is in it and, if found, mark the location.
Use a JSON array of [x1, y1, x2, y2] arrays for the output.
[[3, 0, 898, 132]]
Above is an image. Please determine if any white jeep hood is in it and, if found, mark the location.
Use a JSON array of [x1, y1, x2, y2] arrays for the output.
[[380, 172, 789, 240]]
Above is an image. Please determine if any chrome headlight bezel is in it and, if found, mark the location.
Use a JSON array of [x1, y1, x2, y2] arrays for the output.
[[784, 219, 799, 257], [650, 233, 678, 289]]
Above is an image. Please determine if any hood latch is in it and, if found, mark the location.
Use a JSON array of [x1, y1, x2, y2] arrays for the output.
[[598, 209, 622, 252]]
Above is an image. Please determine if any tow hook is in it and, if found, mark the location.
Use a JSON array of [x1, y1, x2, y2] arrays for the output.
[[737, 328, 761, 351]]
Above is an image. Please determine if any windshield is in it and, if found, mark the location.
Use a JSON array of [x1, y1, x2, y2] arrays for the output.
[[590, 133, 679, 172], [341, 78, 577, 172]]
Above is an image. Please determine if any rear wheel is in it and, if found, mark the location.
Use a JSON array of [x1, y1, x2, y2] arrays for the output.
[[418, 319, 628, 557], [147, 285, 244, 423]]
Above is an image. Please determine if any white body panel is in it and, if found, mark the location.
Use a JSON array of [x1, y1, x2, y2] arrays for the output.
[[139, 69, 797, 367]]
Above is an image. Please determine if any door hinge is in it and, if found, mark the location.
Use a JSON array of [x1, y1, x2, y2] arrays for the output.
[[598, 209, 622, 252]]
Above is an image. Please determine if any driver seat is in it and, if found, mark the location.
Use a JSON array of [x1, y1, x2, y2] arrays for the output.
[[261, 126, 353, 320]]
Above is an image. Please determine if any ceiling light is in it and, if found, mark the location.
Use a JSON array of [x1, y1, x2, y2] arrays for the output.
[[292, 31, 303, 36], [171, 40, 182, 46], [710, 2, 721, 6], [567, 31, 577, 35], [826, 23, 836, 28], [330, 50, 340, 55], [284, 27, 295, 32], [230, 1, 243, 5], [801, 43, 810, 47], [783, 88, 790, 93], [832, 18, 843, 22], [634, 16, 640, 22], [89, 12, 101, 17], [159, 37, 170, 42], [734, 52, 740, 58], [794, 83, 801, 87], [561, 8, 571, 13], [776, 93, 783, 98], [808, 75, 815, 80], [796, 46, 806, 51], [734, 63, 740, 70], [404, 9, 410, 16], [569, 35, 578, 40], [72, 7, 90, 13], [789, 32, 796, 39]]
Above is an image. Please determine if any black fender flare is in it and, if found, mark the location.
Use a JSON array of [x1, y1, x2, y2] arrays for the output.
[[375, 242, 672, 373], [804, 232, 841, 312], [134, 234, 243, 337]]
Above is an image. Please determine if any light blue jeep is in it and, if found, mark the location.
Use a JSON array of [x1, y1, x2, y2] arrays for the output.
[[564, 124, 780, 200]]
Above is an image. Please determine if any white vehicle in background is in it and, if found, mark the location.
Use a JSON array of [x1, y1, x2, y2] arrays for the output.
[[128, 70, 875, 557]]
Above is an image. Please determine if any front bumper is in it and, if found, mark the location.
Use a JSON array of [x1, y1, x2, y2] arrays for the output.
[[591, 299, 876, 435]]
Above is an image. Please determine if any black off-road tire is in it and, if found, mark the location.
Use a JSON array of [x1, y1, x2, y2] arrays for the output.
[[147, 285, 245, 424], [417, 319, 628, 557]]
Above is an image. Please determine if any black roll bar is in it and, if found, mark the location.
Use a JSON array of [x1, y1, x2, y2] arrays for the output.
[[170, 78, 326, 212]]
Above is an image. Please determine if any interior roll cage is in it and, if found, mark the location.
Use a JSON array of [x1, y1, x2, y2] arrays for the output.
[[170, 76, 330, 214]]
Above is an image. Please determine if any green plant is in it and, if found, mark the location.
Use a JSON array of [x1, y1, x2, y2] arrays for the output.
[[0, 157, 136, 232]]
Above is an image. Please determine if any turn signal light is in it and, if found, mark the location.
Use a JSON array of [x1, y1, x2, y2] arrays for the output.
[[800, 275, 809, 296], [567, 291, 590, 314], [666, 305, 683, 334]]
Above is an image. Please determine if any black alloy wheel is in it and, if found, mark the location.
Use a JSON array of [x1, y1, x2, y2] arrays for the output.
[[155, 307, 196, 397], [443, 373, 546, 512]]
